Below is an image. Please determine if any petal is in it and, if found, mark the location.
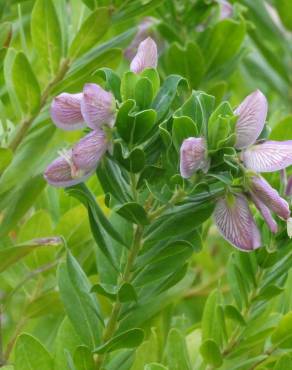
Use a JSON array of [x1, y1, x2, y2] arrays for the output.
[[50, 93, 85, 131], [81, 83, 116, 130], [130, 37, 158, 74], [214, 194, 261, 251], [44, 150, 92, 188], [242, 140, 292, 172], [234, 90, 268, 149], [250, 193, 278, 233], [249, 175, 290, 220], [180, 137, 209, 178], [72, 130, 108, 172]]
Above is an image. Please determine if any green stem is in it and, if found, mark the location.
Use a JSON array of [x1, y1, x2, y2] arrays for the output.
[[94, 225, 144, 370], [8, 58, 71, 152]]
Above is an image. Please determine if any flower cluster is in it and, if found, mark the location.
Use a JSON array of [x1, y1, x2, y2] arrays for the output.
[[180, 90, 292, 251], [44, 37, 158, 187]]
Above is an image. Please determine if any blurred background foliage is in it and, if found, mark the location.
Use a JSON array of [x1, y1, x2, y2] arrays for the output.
[[1, 0, 292, 369]]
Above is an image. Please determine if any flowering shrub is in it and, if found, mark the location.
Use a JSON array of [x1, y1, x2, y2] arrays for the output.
[[1, 1, 292, 370]]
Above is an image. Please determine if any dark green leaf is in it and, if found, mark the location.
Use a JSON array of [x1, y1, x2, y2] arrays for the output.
[[200, 340, 222, 368], [94, 328, 144, 354], [73, 346, 95, 370], [115, 202, 149, 225]]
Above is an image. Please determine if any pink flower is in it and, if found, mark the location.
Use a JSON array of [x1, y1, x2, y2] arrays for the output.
[[130, 37, 158, 74], [219, 0, 233, 20], [44, 150, 93, 188], [81, 83, 116, 130], [180, 137, 209, 178], [50, 93, 85, 131], [72, 130, 108, 173], [214, 194, 261, 251], [234, 90, 292, 172]]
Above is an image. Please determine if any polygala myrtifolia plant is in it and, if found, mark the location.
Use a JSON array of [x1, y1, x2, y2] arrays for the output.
[[40, 36, 292, 369]]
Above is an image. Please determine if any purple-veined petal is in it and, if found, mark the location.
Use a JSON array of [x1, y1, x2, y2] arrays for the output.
[[72, 130, 108, 173], [219, 0, 233, 20], [242, 140, 292, 172], [44, 150, 92, 188], [130, 37, 158, 74], [214, 194, 261, 251], [180, 137, 209, 178], [234, 90, 268, 149], [124, 17, 156, 60], [249, 175, 290, 220], [50, 93, 85, 131], [81, 83, 116, 130], [250, 193, 278, 233]]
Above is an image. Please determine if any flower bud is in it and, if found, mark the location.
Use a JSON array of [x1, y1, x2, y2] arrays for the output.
[[249, 175, 290, 220], [180, 137, 209, 178], [44, 150, 92, 188], [214, 194, 261, 251], [50, 93, 85, 131], [72, 130, 108, 173], [130, 37, 158, 74], [81, 83, 116, 130], [287, 218, 292, 238]]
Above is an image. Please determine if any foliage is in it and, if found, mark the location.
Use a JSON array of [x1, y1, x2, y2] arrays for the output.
[[1, 1, 292, 370]]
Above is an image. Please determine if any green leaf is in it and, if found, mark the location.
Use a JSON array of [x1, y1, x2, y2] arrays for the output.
[[12, 52, 41, 116], [200, 18, 246, 73], [93, 67, 121, 100], [135, 77, 153, 110], [201, 290, 222, 346], [58, 256, 103, 349], [141, 68, 160, 97], [73, 346, 95, 370], [94, 328, 144, 354], [69, 7, 110, 59], [121, 71, 139, 101], [0, 237, 60, 273], [31, 0, 62, 76], [200, 340, 222, 368], [133, 241, 192, 287], [114, 144, 145, 173], [274, 354, 292, 370], [54, 317, 82, 370], [275, 0, 292, 31], [272, 312, 292, 348], [115, 202, 149, 225], [165, 41, 205, 88], [163, 328, 191, 370], [172, 116, 198, 151], [145, 202, 214, 243], [152, 75, 188, 121], [118, 282, 138, 303], [133, 109, 157, 143], [224, 305, 246, 326], [0, 147, 13, 174], [15, 334, 53, 370]]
